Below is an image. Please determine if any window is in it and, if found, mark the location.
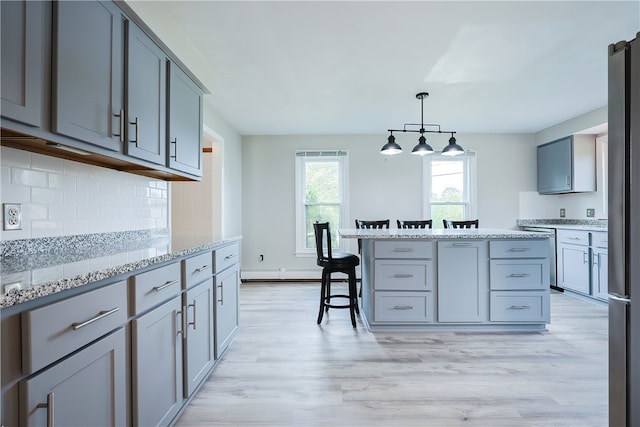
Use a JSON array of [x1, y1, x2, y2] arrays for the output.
[[295, 151, 349, 255], [423, 151, 476, 228]]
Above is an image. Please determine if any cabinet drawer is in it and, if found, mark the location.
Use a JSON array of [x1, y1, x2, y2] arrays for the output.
[[374, 291, 433, 323], [374, 240, 433, 259], [591, 231, 608, 248], [489, 240, 549, 258], [214, 242, 239, 273], [490, 260, 548, 290], [130, 262, 181, 315], [374, 260, 432, 291], [557, 229, 589, 245], [183, 251, 213, 289], [22, 281, 127, 374], [490, 291, 549, 322]]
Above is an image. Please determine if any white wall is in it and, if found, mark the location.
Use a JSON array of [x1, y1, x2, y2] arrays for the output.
[[241, 133, 535, 278], [0, 147, 168, 241]]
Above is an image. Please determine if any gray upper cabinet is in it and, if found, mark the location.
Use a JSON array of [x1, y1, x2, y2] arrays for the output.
[[168, 62, 203, 176], [52, 0, 124, 152], [126, 22, 167, 165], [1, 0, 44, 127], [537, 135, 596, 194]]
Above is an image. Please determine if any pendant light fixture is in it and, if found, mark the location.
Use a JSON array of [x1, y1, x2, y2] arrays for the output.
[[381, 92, 464, 156]]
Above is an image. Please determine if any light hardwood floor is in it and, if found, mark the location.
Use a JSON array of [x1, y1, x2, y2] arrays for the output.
[[176, 283, 608, 427]]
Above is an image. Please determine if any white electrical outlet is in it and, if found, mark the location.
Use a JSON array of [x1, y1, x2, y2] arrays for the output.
[[3, 203, 22, 230]]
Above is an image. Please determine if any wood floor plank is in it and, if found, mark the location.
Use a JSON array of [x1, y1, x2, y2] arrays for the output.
[[176, 284, 608, 426]]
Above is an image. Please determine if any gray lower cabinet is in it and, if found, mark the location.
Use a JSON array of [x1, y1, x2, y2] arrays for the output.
[[437, 241, 488, 322], [215, 264, 240, 358], [20, 328, 126, 426], [168, 62, 203, 176], [132, 295, 184, 427], [184, 278, 215, 397], [127, 22, 167, 165], [557, 230, 591, 294], [591, 231, 608, 301], [52, 0, 124, 151], [0, 0, 44, 127]]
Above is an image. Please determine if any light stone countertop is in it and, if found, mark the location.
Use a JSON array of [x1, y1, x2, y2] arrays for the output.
[[1, 231, 241, 310], [339, 228, 553, 239], [516, 219, 607, 232]]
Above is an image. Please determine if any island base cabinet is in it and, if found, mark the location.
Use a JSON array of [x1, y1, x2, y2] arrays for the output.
[[437, 241, 488, 323], [374, 291, 433, 322], [20, 328, 126, 426], [132, 296, 183, 427], [489, 292, 549, 322]]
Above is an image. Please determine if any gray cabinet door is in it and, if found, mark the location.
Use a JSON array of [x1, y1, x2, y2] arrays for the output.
[[21, 329, 126, 426], [127, 22, 167, 164], [52, 0, 123, 151], [184, 279, 215, 397], [132, 296, 183, 427], [168, 62, 203, 176], [1, 0, 43, 127], [558, 243, 590, 294], [437, 241, 488, 322], [537, 137, 572, 194], [215, 265, 239, 358], [592, 248, 608, 300]]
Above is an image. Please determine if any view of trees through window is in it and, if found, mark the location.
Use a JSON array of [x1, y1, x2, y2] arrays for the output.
[[430, 159, 466, 227], [304, 160, 340, 248]]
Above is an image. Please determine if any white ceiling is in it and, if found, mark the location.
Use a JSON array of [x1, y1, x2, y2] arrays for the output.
[[128, 1, 639, 135]]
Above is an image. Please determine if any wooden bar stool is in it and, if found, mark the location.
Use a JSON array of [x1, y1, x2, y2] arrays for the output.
[[313, 222, 360, 327]]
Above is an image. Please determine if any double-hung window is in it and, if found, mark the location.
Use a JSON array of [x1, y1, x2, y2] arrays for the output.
[[423, 151, 477, 228], [295, 150, 349, 254]]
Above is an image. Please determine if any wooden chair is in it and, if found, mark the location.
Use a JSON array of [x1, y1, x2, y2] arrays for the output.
[[397, 220, 433, 229], [313, 222, 360, 327], [443, 219, 479, 229]]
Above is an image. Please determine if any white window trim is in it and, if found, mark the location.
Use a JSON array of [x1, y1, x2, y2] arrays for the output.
[[295, 150, 349, 256], [422, 150, 477, 224]]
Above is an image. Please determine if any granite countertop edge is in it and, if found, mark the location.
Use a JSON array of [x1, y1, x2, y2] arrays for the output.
[[516, 219, 608, 231], [1, 232, 242, 309], [338, 228, 554, 239]]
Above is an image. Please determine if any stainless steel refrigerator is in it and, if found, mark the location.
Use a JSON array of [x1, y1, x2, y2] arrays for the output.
[[608, 32, 640, 427]]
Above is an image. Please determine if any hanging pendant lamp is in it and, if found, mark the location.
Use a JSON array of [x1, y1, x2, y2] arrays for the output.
[[381, 92, 463, 156]]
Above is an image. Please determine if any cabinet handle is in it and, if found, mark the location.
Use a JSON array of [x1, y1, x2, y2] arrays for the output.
[[71, 307, 119, 330], [177, 306, 186, 338], [217, 284, 224, 304], [583, 252, 589, 264], [113, 110, 124, 143], [568, 237, 581, 240], [392, 305, 414, 310], [393, 273, 414, 278], [509, 248, 530, 252], [153, 280, 178, 292], [593, 253, 598, 266], [393, 248, 414, 252], [129, 117, 139, 147], [224, 253, 236, 261], [36, 392, 54, 427], [452, 242, 471, 247], [194, 265, 211, 273], [170, 138, 178, 159], [508, 305, 530, 310], [508, 273, 530, 278], [188, 300, 197, 330]]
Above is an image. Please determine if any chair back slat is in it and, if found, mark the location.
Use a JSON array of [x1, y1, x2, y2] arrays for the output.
[[313, 221, 332, 262], [397, 220, 433, 229], [443, 219, 479, 229]]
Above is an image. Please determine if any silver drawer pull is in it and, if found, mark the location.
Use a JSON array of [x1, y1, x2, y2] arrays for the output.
[[153, 280, 179, 292], [36, 392, 54, 427], [393, 274, 414, 278], [393, 248, 414, 252], [509, 248, 530, 252], [392, 305, 414, 310], [568, 237, 581, 240], [188, 300, 197, 329], [508, 305, 531, 310], [72, 307, 119, 330], [224, 253, 236, 260], [194, 265, 210, 273], [452, 243, 471, 247], [508, 273, 530, 278]]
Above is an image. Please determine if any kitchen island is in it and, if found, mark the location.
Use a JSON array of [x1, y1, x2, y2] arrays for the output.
[[339, 228, 552, 332]]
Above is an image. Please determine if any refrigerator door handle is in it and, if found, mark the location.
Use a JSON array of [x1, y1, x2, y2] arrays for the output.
[[608, 294, 631, 304]]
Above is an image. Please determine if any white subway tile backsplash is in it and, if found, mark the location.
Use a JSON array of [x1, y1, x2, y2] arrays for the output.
[[1, 147, 169, 240]]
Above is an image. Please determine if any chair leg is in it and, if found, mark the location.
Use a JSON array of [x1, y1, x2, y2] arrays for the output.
[[325, 274, 331, 312], [317, 269, 327, 324], [348, 270, 357, 327]]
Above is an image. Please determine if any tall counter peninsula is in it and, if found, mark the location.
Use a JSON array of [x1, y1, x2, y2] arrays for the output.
[[339, 228, 553, 331]]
